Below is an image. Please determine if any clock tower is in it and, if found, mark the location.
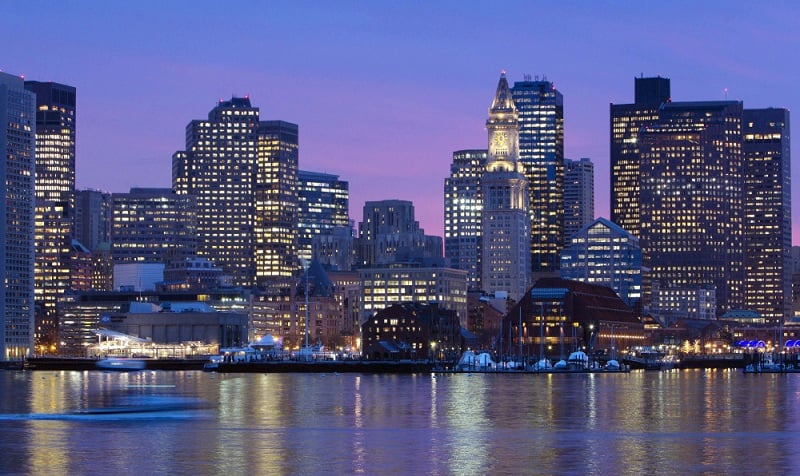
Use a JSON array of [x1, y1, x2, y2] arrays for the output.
[[481, 72, 531, 301]]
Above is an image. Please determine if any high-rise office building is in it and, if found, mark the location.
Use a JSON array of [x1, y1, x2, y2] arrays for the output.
[[743, 108, 791, 325], [563, 158, 594, 241], [256, 121, 299, 282], [110, 188, 197, 265], [357, 199, 442, 268], [610, 76, 671, 237], [297, 170, 349, 264], [482, 73, 531, 300], [24, 81, 76, 203], [24, 81, 77, 350], [638, 100, 745, 315], [511, 77, 563, 274], [0, 72, 36, 360], [173, 97, 260, 287], [74, 189, 111, 252], [444, 149, 487, 291]]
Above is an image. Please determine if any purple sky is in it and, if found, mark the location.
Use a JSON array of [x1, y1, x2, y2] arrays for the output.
[[4, 1, 799, 243]]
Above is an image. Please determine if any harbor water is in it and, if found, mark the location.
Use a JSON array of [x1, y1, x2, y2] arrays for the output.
[[1, 369, 799, 475]]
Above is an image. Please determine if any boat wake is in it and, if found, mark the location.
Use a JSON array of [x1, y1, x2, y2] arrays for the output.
[[0, 396, 212, 421]]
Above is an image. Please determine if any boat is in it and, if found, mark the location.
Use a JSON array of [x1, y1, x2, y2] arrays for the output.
[[203, 355, 223, 371], [95, 358, 147, 371]]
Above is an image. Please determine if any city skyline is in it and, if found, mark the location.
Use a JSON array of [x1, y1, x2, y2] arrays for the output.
[[3, 2, 798, 243]]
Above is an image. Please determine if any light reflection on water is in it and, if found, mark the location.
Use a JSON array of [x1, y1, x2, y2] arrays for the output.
[[2, 369, 800, 474]]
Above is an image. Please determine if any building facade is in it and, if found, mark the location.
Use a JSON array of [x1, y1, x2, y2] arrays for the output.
[[742, 108, 791, 325], [610, 76, 671, 238], [639, 100, 745, 316], [110, 188, 197, 265], [74, 189, 111, 252], [560, 218, 641, 308], [511, 77, 564, 274], [563, 158, 594, 241], [482, 73, 531, 300], [444, 149, 487, 291], [256, 121, 299, 283], [0, 72, 36, 360], [297, 170, 349, 264], [173, 97, 260, 287], [359, 266, 468, 327], [24, 81, 77, 350], [357, 199, 442, 268]]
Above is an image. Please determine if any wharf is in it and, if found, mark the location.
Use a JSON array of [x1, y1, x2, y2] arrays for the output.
[[216, 360, 435, 373], [24, 357, 206, 371]]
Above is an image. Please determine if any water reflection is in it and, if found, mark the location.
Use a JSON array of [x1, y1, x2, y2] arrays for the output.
[[3, 370, 800, 474]]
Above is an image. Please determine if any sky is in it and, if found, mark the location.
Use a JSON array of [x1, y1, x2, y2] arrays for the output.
[[3, 1, 799, 243]]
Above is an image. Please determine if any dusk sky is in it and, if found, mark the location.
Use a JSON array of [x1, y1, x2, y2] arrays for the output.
[[4, 1, 799, 243]]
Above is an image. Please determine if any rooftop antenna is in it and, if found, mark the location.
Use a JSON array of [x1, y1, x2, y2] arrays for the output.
[[524, 74, 531, 81], [724, 88, 729, 100]]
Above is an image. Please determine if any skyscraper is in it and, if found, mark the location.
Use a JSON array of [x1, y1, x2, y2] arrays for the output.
[[24, 81, 77, 350], [610, 76, 671, 237], [444, 149, 487, 291], [256, 121, 299, 282], [0, 72, 36, 360], [743, 108, 791, 325], [173, 97, 260, 287], [563, 157, 594, 240], [638, 100, 744, 315], [482, 73, 531, 301], [297, 170, 349, 264], [511, 77, 563, 275], [74, 189, 111, 252], [357, 199, 442, 268]]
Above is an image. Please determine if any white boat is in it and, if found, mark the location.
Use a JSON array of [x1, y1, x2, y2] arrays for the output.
[[96, 358, 146, 371]]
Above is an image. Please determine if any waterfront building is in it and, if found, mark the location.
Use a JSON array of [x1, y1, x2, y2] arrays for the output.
[[357, 199, 442, 268], [444, 149, 487, 291], [256, 121, 299, 282], [102, 301, 248, 349], [361, 302, 461, 361], [24, 81, 77, 350], [465, 291, 505, 349], [511, 76, 564, 275], [610, 76, 671, 238], [173, 97, 260, 287], [74, 189, 111, 252], [560, 218, 641, 308], [58, 288, 251, 355], [327, 270, 361, 350], [359, 266, 467, 327], [649, 283, 716, 325], [481, 73, 531, 300], [253, 262, 352, 350], [297, 170, 349, 264], [110, 188, 197, 265], [503, 278, 644, 360], [638, 100, 745, 316], [742, 108, 791, 326], [0, 72, 36, 360], [563, 158, 594, 241]]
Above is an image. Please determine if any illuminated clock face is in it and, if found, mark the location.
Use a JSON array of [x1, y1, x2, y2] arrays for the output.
[[494, 131, 507, 146]]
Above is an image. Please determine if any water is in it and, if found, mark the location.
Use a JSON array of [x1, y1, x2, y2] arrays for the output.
[[1, 369, 798, 475]]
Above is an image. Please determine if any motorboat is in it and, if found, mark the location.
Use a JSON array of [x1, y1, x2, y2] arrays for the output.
[[95, 358, 147, 371]]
